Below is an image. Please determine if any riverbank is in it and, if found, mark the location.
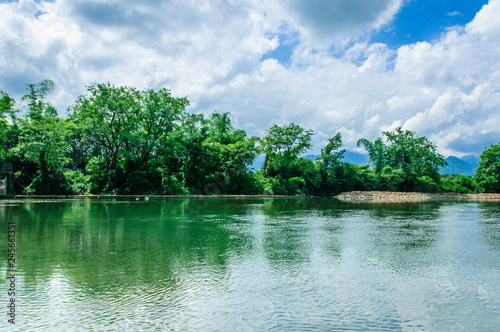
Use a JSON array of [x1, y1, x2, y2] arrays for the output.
[[335, 191, 500, 203], [6, 194, 292, 199], [4, 192, 500, 202]]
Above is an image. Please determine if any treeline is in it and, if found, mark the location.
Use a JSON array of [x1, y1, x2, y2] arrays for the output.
[[1, 80, 499, 196]]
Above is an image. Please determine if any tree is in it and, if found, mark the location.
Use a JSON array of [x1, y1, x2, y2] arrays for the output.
[[11, 80, 71, 194], [69, 83, 189, 193], [170, 112, 260, 194], [0, 91, 18, 163], [313, 132, 345, 195], [261, 123, 313, 181], [22, 79, 55, 121], [0, 90, 16, 119], [474, 143, 500, 193], [357, 137, 386, 173], [384, 127, 446, 190], [357, 127, 447, 191]]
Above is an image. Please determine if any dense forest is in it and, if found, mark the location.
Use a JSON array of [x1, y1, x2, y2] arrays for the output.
[[1, 80, 499, 196]]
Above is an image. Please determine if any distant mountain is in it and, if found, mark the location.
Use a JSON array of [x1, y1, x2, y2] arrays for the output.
[[303, 154, 318, 162], [441, 156, 477, 176], [305, 151, 369, 165], [342, 150, 369, 165], [460, 154, 480, 170]]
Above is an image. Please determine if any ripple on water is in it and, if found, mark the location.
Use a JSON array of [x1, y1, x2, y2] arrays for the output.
[[10, 200, 500, 330]]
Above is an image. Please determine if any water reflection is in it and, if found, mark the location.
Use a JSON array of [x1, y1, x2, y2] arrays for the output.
[[1, 198, 499, 331], [478, 203, 500, 252]]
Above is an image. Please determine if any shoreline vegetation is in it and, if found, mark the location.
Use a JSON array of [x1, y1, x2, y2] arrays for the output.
[[5, 191, 500, 203], [2, 80, 500, 197]]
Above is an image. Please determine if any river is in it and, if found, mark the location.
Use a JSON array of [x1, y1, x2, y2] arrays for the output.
[[1, 197, 499, 331]]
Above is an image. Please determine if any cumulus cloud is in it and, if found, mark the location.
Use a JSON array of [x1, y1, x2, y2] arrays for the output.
[[0, 0, 499, 157], [273, 0, 403, 47], [202, 0, 500, 156]]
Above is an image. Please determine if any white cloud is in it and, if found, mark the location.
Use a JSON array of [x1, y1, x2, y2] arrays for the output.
[[447, 11, 462, 17], [0, 0, 499, 157], [273, 0, 403, 47]]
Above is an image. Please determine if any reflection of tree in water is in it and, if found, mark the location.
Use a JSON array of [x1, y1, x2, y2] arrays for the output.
[[363, 202, 443, 274], [259, 198, 347, 266], [10, 199, 255, 293], [478, 203, 500, 251], [3, 201, 73, 284]]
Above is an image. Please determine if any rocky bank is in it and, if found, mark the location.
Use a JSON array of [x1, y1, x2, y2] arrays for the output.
[[335, 191, 500, 203]]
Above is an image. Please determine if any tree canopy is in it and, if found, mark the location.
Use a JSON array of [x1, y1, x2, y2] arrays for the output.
[[357, 127, 447, 191], [474, 143, 500, 193], [0, 80, 496, 196]]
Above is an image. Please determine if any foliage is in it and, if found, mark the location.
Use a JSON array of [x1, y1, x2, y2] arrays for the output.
[[2, 80, 495, 196], [341, 164, 377, 192], [313, 133, 346, 195], [10, 80, 71, 194], [474, 143, 500, 193], [384, 127, 447, 189], [439, 175, 478, 194], [63, 170, 89, 195], [357, 137, 386, 173], [358, 127, 447, 191], [69, 83, 189, 193], [0, 91, 19, 163], [261, 123, 313, 181], [377, 165, 405, 191]]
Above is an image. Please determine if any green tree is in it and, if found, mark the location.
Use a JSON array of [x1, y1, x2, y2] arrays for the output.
[[22, 79, 55, 121], [357, 128, 447, 191], [384, 127, 446, 190], [0, 90, 16, 119], [357, 137, 386, 173], [474, 143, 500, 193], [313, 132, 345, 195], [170, 112, 260, 194], [69, 83, 189, 193], [261, 123, 313, 181], [0, 91, 19, 163], [11, 80, 71, 194]]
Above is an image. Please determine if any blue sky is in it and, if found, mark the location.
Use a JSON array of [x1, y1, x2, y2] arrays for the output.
[[262, 0, 490, 66], [374, 0, 489, 47], [1, 0, 499, 157]]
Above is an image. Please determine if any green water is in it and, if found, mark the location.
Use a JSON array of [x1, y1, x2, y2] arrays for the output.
[[1, 198, 500, 331]]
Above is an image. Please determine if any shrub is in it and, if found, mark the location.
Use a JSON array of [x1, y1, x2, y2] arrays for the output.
[[439, 175, 478, 193], [161, 174, 188, 195], [412, 176, 438, 193], [63, 170, 89, 195]]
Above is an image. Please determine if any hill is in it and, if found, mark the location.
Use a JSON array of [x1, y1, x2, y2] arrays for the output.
[[441, 156, 477, 176]]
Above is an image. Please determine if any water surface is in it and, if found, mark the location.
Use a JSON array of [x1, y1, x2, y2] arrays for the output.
[[1, 198, 500, 331]]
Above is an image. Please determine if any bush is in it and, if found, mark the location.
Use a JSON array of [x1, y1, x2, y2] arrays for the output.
[[63, 170, 89, 195], [439, 175, 478, 193], [161, 174, 188, 195], [412, 176, 438, 193], [287, 177, 306, 195], [377, 165, 405, 191], [342, 164, 376, 192], [24, 169, 71, 195]]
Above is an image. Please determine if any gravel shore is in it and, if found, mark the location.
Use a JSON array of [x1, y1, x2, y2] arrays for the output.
[[335, 191, 500, 203]]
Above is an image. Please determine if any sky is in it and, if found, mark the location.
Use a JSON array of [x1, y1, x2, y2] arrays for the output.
[[1, 0, 498, 157]]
